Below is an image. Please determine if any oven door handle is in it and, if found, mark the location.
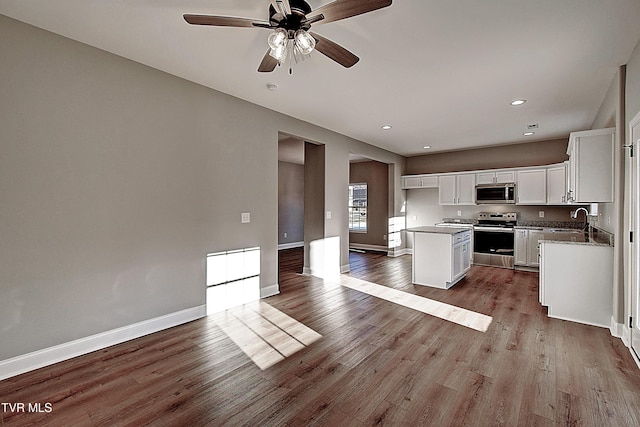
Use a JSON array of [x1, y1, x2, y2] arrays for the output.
[[473, 226, 515, 233]]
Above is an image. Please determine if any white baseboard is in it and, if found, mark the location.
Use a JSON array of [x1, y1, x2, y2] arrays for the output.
[[349, 243, 388, 253], [610, 316, 625, 341], [278, 241, 304, 250], [389, 247, 411, 257], [260, 284, 280, 298], [0, 305, 206, 381], [341, 264, 351, 273]]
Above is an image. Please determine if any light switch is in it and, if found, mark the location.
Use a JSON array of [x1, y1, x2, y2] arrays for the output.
[[241, 212, 250, 223]]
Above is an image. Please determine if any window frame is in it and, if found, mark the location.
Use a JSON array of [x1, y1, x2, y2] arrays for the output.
[[348, 183, 368, 233]]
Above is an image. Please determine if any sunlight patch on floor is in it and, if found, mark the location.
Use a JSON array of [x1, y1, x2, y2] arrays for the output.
[[340, 275, 493, 332], [211, 301, 322, 370]]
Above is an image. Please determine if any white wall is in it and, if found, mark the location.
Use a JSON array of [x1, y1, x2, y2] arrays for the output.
[[0, 15, 405, 362]]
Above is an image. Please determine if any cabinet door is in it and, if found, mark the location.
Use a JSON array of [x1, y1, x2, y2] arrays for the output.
[[476, 172, 496, 185], [517, 169, 546, 204], [571, 130, 614, 203], [402, 176, 423, 189], [457, 173, 476, 205], [453, 242, 464, 278], [462, 241, 471, 271], [495, 171, 516, 183], [420, 175, 439, 188], [527, 230, 545, 267], [439, 175, 457, 205], [546, 165, 567, 204], [514, 229, 528, 265]]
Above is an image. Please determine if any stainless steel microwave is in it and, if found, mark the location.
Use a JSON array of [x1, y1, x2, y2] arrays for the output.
[[475, 183, 516, 204]]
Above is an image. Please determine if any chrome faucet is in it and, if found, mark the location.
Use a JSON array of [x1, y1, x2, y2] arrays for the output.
[[571, 207, 590, 232], [571, 207, 589, 219]]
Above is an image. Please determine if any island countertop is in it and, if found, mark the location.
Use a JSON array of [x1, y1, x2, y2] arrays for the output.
[[406, 226, 471, 235]]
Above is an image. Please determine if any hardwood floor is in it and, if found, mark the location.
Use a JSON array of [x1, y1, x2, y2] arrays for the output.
[[2, 248, 640, 426]]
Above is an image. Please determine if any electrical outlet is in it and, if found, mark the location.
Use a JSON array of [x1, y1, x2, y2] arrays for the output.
[[284, 232, 287, 238], [539, 211, 544, 218], [457, 210, 462, 217], [241, 212, 250, 223], [326, 211, 332, 219], [383, 235, 387, 241]]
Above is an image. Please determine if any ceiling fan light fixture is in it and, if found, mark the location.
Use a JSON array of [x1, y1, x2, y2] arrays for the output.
[[269, 43, 288, 63], [294, 29, 316, 55], [268, 28, 288, 50]]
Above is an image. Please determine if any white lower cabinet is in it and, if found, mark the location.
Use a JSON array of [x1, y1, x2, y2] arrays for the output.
[[516, 228, 581, 269], [514, 228, 544, 268], [411, 229, 472, 289], [514, 229, 527, 266], [539, 241, 613, 327]]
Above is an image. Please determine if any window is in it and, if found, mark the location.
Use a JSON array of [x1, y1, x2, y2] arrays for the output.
[[348, 183, 367, 232]]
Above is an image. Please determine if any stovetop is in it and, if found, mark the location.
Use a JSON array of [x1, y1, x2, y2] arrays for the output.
[[476, 212, 517, 228]]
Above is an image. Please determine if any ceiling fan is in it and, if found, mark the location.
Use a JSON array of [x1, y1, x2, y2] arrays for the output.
[[183, 0, 392, 73]]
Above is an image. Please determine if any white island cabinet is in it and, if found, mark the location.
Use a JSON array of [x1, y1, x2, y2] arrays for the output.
[[408, 226, 472, 289]]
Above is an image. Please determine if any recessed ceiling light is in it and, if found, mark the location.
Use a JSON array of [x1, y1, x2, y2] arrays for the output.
[[423, 145, 431, 149], [510, 99, 527, 106], [266, 82, 278, 91], [523, 131, 535, 136], [381, 125, 392, 130]]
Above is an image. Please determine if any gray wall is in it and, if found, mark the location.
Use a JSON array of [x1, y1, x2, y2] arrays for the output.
[[278, 161, 304, 245], [349, 160, 389, 247], [0, 16, 405, 361], [406, 138, 569, 175]]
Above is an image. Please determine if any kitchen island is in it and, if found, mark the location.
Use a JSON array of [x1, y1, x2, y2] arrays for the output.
[[407, 226, 472, 289]]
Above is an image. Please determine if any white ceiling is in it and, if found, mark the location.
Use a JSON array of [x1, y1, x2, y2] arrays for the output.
[[2, 0, 640, 156]]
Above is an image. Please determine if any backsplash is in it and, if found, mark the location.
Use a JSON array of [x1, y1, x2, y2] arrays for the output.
[[589, 226, 614, 246]]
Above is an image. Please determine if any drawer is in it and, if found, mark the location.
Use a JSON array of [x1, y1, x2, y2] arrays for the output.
[[454, 231, 472, 243]]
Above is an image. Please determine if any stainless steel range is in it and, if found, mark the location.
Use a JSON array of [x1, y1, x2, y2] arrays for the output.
[[473, 212, 517, 269]]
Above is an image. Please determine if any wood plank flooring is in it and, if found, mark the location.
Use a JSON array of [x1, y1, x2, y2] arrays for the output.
[[2, 248, 640, 426]]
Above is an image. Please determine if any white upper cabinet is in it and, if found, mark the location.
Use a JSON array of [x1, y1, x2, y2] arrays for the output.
[[439, 173, 476, 205], [401, 174, 439, 189], [566, 128, 615, 203], [476, 170, 516, 185], [546, 163, 567, 204], [516, 169, 547, 204]]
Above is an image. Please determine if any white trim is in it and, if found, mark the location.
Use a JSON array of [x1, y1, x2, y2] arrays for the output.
[[348, 243, 388, 253], [278, 241, 304, 250], [260, 284, 280, 298], [303, 266, 312, 275], [547, 313, 610, 329], [341, 264, 351, 273], [389, 247, 411, 257], [0, 305, 205, 381], [611, 316, 625, 340]]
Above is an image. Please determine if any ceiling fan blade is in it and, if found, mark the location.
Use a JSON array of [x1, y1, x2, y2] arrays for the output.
[[307, 0, 392, 25], [311, 32, 359, 68], [270, 0, 291, 16], [258, 50, 279, 72], [183, 14, 271, 28]]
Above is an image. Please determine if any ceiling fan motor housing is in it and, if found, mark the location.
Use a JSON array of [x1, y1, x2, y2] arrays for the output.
[[269, 0, 313, 32]]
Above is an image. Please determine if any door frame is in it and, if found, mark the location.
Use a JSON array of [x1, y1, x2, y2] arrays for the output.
[[629, 110, 640, 361]]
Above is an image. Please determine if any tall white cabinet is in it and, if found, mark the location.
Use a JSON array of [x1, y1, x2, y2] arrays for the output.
[[566, 128, 615, 203]]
